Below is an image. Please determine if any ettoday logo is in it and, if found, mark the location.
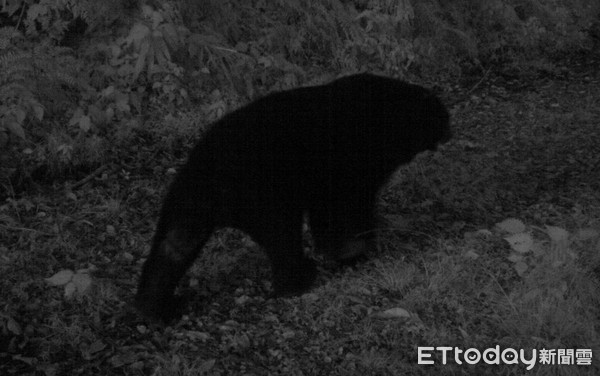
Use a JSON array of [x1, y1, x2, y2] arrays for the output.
[[418, 346, 593, 370], [418, 346, 537, 370]]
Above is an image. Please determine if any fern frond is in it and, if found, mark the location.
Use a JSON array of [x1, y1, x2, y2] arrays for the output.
[[0, 51, 35, 86], [0, 27, 22, 49], [0, 51, 32, 69], [0, 82, 33, 100], [48, 71, 79, 87]]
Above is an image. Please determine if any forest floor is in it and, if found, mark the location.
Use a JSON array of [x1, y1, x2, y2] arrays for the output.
[[1, 49, 599, 375]]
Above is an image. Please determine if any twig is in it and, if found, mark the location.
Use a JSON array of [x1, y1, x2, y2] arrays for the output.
[[0, 224, 53, 236], [69, 165, 110, 189], [15, 5, 26, 31], [467, 67, 491, 94]]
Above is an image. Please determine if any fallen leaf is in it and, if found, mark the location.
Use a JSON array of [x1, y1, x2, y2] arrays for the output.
[[373, 307, 411, 320], [514, 261, 528, 276], [72, 272, 92, 294], [45, 270, 74, 286], [496, 218, 526, 234]]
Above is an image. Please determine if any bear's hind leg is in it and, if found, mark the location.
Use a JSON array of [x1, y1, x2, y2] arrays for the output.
[[248, 210, 317, 297], [269, 248, 317, 297]]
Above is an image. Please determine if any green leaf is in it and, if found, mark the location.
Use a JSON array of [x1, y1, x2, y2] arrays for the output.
[[545, 225, 569, 244], [27, 4, 48, 20], [32, 103, 44, 121], [3, 116, 25, 139], [7, 317, 22, 335], [134, 40, 150, 79], [69, 108, 85, 126], [14, 108, 26, 123], [78, 115, 91, 132], [504, 233, 533, 253], [128, 23, 151, 49], [575, 228, 599, 241]]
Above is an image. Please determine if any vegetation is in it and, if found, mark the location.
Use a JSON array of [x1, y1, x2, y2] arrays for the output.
[[1, 0, 599, 374]]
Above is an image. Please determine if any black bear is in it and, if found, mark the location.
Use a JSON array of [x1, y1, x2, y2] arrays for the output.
[[135, 73, 451, 322]]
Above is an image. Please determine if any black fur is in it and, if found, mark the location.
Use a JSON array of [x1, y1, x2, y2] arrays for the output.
[[135, 73, 451, 322]]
